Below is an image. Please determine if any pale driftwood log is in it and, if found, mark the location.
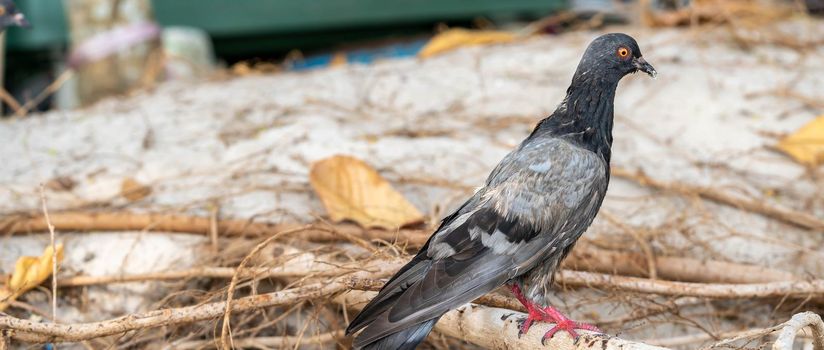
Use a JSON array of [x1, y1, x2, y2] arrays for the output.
[[772, 312, 824, 350], [340, 290, 669, 350]]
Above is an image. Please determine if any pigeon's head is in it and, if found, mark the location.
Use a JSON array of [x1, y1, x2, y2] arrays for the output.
[[0, 0, 29, 31], [575, 33, 656, 82]]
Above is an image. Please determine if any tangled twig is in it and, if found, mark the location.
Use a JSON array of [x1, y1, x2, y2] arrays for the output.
[[558, 270, 824, 298], [566, 242, 798, 284], [1, 247, 822, 346], [56, 265, 365, 287], [5, 250, 803, 344], [612, 167, 824, 231], [2, 211, 801, 285], [220, 225, 310, 349], [0, 262, 400, 344], [38, 185, 59, 337]]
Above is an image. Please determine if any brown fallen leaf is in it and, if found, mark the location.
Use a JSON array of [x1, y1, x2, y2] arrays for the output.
[[776, 115, 824, 167], [418, 28, 517, 58], [121, 177, 151, 202], [329, 52, 348, 67], [310, 155, 424, 229], [0, 243, 64, 311]]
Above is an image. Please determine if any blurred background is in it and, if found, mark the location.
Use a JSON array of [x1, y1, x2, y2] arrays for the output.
[[2, 0, 817, 114], [1, 0, 824, 349], [4, 0, 572, 112]]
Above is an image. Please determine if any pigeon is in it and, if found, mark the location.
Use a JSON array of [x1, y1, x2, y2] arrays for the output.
[[0, 0, 29, 32], [346, 33, 657, 350]]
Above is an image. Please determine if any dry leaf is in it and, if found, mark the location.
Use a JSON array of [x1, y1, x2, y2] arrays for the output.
[[330, 52, 348, 67], [776, 115, 824, 167], [231, 61, 253, 76], [418, 28, 517, 58], [310, 155, 424, 229], [0, 243, 64, 311], [121, 177, 151, 201]]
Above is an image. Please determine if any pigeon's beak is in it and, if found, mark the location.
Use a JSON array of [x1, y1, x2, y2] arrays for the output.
[[13, 13, 31, 28], [633, 56, 657, 79]]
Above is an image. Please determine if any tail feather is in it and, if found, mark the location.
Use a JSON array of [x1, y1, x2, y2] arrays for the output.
[[356, 317, 440, 350], [347, 255, 432, 335], [347, 256, 439, 350]]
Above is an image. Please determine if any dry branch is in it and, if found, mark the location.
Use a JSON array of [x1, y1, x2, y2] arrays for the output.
[[651, 312, 822, 350], [612, 167, 824, 231], [3, 281, 347, 343], [221, 226, 311, 348], [558, 270, 824, 299], [3, 250, 822, 346], [565, 243, 798, 283], [0, 88, 23, 116], [773, 312, 824, 350], [56, 264, 363, 287], [346, 271, 824, 300], [340, 290, 669, 350], [3, 211, 800, 286], [0, 211, 430, 245], [53, 260, 814, 301], [38, 185, 59, 328], [0, 262, 402, 343]]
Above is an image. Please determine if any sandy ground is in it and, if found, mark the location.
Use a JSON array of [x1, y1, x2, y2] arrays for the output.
[[2, 21, 823, 347]]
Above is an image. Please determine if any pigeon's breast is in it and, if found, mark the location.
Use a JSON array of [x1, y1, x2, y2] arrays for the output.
[[485, 137, 608, 232]]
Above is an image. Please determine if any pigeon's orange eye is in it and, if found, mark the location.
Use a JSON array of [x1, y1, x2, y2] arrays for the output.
[[0, 6, 6, 16], [617, 47, 630, 59]]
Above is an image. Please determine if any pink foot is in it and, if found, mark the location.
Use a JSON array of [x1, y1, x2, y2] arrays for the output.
[[508, 284, 601, 343], [539, 305, 601, 344], [508, 283, 547, 336]]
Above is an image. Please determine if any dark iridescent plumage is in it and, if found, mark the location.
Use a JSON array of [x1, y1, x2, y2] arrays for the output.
[[347, 33, 656, 350]]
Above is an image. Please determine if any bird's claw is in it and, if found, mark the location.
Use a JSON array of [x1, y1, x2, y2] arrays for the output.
[[516, 308, 542, 338], [539, 318, 601, 344], [519, 305, 602, 343], [508, 283, 601, 342]]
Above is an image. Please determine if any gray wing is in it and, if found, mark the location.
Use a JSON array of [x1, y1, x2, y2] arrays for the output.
[[349, 137, 607, 347]]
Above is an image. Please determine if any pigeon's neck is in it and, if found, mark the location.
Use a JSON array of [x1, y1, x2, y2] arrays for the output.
[[531, 75, 618, 163]]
